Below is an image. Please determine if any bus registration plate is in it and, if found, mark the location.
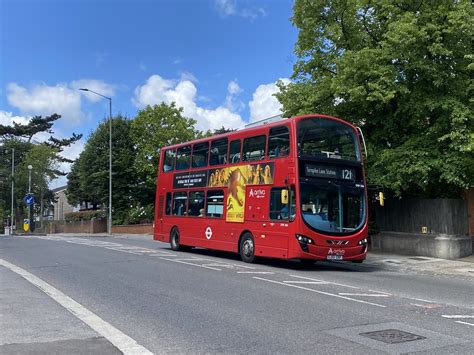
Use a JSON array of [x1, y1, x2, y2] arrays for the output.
[[327, 255, 343, 261]]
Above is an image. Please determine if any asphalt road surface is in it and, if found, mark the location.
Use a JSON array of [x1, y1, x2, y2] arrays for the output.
[[1, 234, 473, 354]]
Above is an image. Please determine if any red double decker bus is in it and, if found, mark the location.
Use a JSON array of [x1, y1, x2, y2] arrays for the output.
[[154, 114, 368, 264]]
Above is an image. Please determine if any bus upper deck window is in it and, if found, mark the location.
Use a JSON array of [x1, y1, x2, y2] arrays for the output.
[[210, 138, 228, 166], [268, 126, 289, 158], [192, 142, 209, 168], [176, 145, 191, 170], [163, 149, 176, 172], [243, 135, 266, 161], [229, 139, 241, 164]]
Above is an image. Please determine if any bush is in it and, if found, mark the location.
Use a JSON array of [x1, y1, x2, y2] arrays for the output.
[[125, 203, 154, 225], [65, 210, 106, 222]]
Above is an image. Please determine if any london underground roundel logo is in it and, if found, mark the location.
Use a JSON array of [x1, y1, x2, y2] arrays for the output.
[[205, 227, 213, 240]]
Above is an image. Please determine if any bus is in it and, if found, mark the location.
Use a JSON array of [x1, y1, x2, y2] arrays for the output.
[[153, 114, 368, 264]]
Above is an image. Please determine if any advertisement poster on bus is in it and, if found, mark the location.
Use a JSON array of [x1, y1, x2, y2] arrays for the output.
[[208, 162, 274, 222]]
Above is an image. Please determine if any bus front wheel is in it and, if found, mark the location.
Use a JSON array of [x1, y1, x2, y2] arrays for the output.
[[239, 233, 255, 263], [170, 228, 182, 251]]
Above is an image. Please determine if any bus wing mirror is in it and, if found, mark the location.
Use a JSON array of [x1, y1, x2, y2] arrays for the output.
[[379, 192, 384, 207], [281, 189, 289, 205], [356, 126, 367, 159]]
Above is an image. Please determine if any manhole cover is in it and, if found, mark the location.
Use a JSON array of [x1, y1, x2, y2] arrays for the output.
[[359, 329, 426, 344]]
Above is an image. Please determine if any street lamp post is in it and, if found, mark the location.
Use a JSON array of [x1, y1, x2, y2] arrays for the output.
[[79, 88, 112, 235], [11, 149, 14, 234], [27, 165, 32, 232]]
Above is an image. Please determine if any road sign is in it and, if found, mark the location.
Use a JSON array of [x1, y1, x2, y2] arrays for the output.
[[23, 219, 29, 232], [24, 194, 35, 205]]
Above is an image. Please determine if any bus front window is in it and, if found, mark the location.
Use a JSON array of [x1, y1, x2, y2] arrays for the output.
[[300, 181, 365, 234], [297, 118, 360, 161]]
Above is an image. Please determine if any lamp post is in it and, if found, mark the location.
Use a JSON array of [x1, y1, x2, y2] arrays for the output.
[[11, 149, 14, 234], [79, 88, 112, 235], [27, 165, 32, 232]]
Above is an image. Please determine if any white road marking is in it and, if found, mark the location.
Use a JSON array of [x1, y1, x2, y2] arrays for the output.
[[368, 290, 392, 295], [406, 297, 436, 303], [160, 258, 221, 271], [338, 293, 390, 297], [410, 303, 442, 309], [230, 263, 255, 269], [149, 253, 177, 257], [282, 281, 327, 284], [237, 271, 274, 274], [25, 234, 175, 257], [105, 248, 143, 255], [289, 274, 360, 289], [203, 263, 236, 269], [442, 315, 474, 319], [455, 321, 474, 327], [0, 258, 152, 355], [254, 277, 386, 308]]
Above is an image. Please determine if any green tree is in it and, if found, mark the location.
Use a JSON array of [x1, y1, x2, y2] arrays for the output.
[[1, 113, 83, 227], [130, 103, 199, 207], [67, 116, 137, 224], [277, 0, 473, 197]]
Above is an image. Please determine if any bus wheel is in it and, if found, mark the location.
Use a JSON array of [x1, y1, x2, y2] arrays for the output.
[[352, 260, 363, 264], [170, 228, 181, 251], [239, 233, 255, 263]]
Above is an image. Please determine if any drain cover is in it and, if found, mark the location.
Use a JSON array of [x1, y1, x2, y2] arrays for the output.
[[359, 329, 426, 344]]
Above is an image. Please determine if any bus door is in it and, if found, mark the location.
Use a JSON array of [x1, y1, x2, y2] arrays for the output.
[[159, 192, 173, 240], [262, 187, 294, 257], [202, 189, 232, 250], [244, 186, 286, 257], [156, 194, 165, 234]]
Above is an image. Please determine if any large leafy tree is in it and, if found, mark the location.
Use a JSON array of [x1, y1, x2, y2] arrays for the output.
[[277, 0, 473, 197], [130, 103, 199, 207], [67, 116, 137, 224]]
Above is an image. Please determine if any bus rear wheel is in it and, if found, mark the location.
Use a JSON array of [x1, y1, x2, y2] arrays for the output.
[[170, 228, 182, 251], [239, 233, 255, 263]]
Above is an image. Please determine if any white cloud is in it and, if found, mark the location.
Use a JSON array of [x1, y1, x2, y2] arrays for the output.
[[224, 80, 244, 112], [228, 80, 242, 95], [0, 111, 30, 126], [215, 0, 236, 16], [133, 74, 246, 131], [6, 80, 116, 125], [7, 82, 83, 124], [214, 0, 266, 20], [179, 71, 198, 83], [249, 78, 290, 122]]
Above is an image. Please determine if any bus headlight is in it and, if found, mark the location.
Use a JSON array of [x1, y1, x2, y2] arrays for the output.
[[358, 238, 368, 246], [296, 234, 314, 244]]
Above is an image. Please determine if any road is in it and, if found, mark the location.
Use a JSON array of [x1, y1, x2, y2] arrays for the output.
[[1, 234, 473, 354]]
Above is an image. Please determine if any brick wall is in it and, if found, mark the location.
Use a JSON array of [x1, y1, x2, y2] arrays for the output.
[[49, 219, 107, 234], [112, 224, 153, 234]]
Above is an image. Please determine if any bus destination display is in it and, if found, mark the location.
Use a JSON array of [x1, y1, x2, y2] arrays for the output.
[[304, 163, 355, 181]]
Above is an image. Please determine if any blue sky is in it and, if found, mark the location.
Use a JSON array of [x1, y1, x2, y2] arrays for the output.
[[1, 0, 297, 183]]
